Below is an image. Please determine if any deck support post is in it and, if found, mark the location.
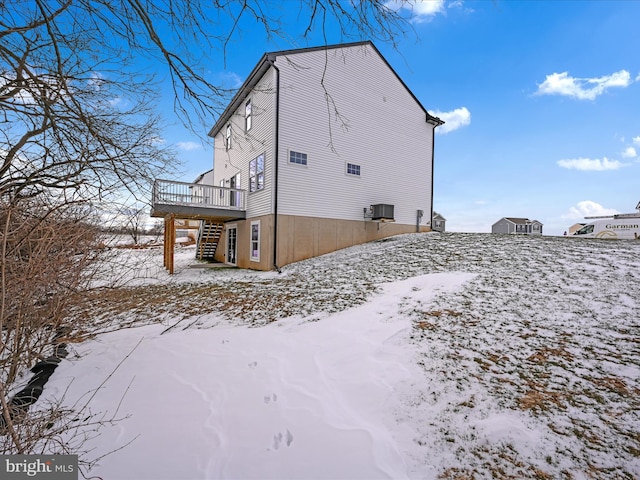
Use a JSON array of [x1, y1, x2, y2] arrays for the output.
[[164, 214, 175, 274]]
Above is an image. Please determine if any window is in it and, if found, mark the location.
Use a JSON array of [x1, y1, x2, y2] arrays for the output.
[[230, 173, 240, 207], [289, 151, 307, 166], [576, 224, 594, 235], [346, 163, 361, 176], [249, 154, 265, 192], [250, 221, 260, 261], [219, 179, 225, 199], [245, 99, 252, 131], [225, 124, 232, 150]]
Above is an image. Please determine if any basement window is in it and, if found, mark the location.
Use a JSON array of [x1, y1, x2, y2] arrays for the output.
[[250, 221, 260, 261]]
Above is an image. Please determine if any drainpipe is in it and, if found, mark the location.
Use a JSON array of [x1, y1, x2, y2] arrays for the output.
[[431, 122, 437, 231], [427, 113, 444, 231], [267, 55, 282, 273]]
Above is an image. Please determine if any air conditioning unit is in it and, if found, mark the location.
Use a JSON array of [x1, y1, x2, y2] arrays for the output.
[[371, 204, 394, 221]]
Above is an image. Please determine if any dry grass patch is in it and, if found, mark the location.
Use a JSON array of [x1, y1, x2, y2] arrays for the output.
[[527, 346, 574, 364], [589, 376, 633, 397], [518, 381, 567, 411], [414, 320, 437, 331], [421, 309, 463, 318]]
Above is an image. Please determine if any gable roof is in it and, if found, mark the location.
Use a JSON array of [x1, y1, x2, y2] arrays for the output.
[[193, 168, 213, 184], [498, 217, 542, 226], [208, 40, 443, 137]]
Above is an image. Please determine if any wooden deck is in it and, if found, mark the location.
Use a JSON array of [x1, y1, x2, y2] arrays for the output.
[[152, 179, 247, 273]]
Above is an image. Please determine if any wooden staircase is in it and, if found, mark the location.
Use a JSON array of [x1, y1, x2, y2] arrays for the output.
[[196, 221, 224, 260]]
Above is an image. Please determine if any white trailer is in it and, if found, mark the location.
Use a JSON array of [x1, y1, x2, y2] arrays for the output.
[[573, 206, 640, 239]]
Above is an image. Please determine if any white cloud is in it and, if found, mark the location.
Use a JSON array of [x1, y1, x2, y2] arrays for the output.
[[87, 72, 106, 91], [215, 71, 243, 89], [556, 157, 627, 171], [385, 0, 445, 22], [109, 96, 125, 108], [177, 141, 201, 151], [621, 146, 637, 158], [535, 70, 631, 100], [431, 107, 471, 134], [148, 136, 166, 146], [633, 136, 640, 146], [562, 200, 619, 220]]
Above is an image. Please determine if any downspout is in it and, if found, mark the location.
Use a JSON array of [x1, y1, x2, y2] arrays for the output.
[[427, 113, 444, 231], [429, 123, 436, 231], [267, 55, 282, 273]]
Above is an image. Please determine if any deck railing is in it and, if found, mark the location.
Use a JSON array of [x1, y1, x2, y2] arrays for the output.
[[152, 179, 246, 211]]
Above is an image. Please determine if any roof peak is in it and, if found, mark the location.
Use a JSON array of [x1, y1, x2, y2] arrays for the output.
[[266, 40, 374, 58]]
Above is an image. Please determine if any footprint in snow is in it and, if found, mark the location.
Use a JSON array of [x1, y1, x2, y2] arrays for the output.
[[248, 361, 258, 368], [263, 393, 277, 404], [272, 430, 294, 450]]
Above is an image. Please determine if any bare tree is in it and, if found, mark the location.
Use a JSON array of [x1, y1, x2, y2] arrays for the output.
[[0, 0, 413, 458], [121, 204, 150, 245]]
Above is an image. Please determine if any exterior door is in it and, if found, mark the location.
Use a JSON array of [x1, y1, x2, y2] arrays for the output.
[[227, 226, 237, 265]]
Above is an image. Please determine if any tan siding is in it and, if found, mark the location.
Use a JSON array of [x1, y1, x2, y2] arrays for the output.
[[214, 213, 430, 271], [275, 44, 434, 227], [214, 214, 274, 270], [275, 214, 430, 268]]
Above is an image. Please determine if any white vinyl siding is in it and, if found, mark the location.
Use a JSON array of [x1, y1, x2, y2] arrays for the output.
[[275, 44, 434, 226], [212, 68, 277, 218]]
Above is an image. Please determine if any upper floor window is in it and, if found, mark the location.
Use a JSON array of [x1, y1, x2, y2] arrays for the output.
[[245, 99, 252, 132], [289, 151, 307, 166], [225, 124, 232, 150], [249, 154, 265, 192], [346, 163, 361, 176]]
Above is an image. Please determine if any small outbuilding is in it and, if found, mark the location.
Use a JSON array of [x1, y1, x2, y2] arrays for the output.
[[432, 211, 446, 232]]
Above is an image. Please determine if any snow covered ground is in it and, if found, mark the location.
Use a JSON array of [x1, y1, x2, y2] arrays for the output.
[[42, 232, 639, 479]]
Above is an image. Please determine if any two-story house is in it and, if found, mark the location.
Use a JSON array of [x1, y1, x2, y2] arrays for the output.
[[152, 41, 444, 272]]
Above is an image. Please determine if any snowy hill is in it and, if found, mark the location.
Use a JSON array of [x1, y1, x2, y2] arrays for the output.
[[42, 232, 640, 479]]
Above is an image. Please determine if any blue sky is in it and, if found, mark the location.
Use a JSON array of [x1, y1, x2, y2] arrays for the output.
[[162, 0, 640, 236]]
